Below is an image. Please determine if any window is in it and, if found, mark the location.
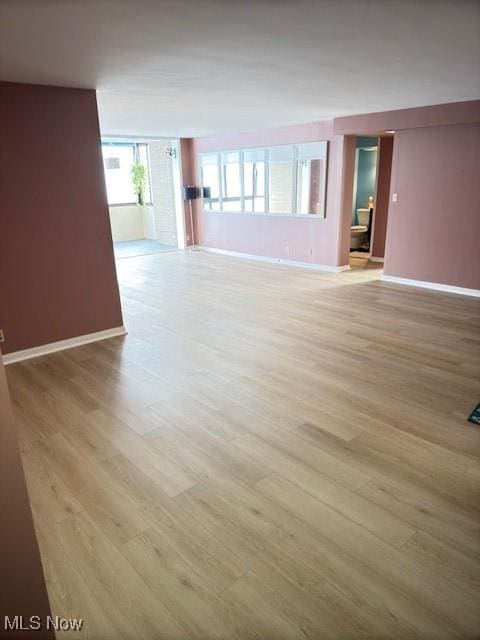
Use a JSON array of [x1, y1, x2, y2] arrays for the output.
[[102, 141, 152, 205], [136, 143, 152, 204], [221, 151, 242, 211], [244, 149, 265, 213], [200, 153, 221, 211], [268, 145, 294, 214], [199, 141, 328, 217]]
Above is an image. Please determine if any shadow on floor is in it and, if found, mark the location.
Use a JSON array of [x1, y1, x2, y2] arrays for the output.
[[114, 240, 177, 259]]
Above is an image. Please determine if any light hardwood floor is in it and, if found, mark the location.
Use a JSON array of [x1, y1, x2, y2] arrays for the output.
[[7, 251, 480, 639]]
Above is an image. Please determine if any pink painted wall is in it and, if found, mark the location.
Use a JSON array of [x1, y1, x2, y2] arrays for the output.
[[371, 136, 394, 259], [334, 100, 480, 135], [384, 123, 480, 289], [0, 82, 123, 354], [192, 121, 349, 267], [187, 101, 479, 285]]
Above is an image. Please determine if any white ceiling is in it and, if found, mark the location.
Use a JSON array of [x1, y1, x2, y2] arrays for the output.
[[1, 0, 479, 138]]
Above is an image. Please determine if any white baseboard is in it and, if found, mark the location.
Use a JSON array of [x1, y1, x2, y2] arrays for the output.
[[370, 256, 385, 263], [381, 275, 480, 298], [2, 326, 127, 365], [198, 246, 350, 273]]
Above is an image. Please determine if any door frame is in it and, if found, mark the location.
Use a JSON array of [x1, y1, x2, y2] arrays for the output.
[[350, 143, 380, 259]]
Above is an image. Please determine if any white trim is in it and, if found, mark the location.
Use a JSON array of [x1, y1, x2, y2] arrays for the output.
[[2, 326, 127, 365], [200, 209, 327, 220], [381, 275, 480, 298], [370, 256, 385, 263], [101, 134, 178, 142], [198, 246, 350, 272]]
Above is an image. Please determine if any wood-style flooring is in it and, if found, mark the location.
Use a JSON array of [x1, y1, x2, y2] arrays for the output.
[[7, 251, 480, 639]]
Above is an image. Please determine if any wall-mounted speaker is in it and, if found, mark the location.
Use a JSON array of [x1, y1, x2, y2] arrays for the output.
[[183, 185, 198, 200], [202, 186, 211, 199]]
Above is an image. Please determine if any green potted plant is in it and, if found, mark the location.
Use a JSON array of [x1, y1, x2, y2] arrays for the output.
[[131, 162, 147, 206]]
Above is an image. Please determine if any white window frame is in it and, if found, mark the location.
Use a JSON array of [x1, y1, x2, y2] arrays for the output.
[[102, 140, 153, 207]]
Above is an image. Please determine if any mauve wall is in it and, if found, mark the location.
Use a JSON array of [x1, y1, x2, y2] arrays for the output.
[[192, 121, 348, 267], [0, 82, 123, 355], [188, 102, 480, 283], [334, 100, 480, 135], [371, 136, 393, 259], [0, 352, 54, 638], [384, 123, 480, 289]]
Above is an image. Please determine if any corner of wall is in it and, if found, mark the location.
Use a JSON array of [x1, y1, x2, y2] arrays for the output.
[[336, 135, 357, 266]]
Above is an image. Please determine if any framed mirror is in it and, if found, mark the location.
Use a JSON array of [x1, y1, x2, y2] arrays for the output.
[[199, 140, 328, 217]]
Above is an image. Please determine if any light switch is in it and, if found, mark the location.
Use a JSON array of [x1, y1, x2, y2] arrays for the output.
[[392, 192, 398, 203]]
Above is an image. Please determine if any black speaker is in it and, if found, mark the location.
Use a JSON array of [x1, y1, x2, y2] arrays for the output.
[[202, 186, 211, 199], [183, 185, 198, 200]]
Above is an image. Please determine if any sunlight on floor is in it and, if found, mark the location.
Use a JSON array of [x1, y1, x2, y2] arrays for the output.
[[114, 240, 177, 260]]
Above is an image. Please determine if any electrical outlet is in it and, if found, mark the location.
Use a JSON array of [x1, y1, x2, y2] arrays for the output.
[[285, 245, 290, 254], [392, 192, 398, 203], [0, 329, 5, 343]]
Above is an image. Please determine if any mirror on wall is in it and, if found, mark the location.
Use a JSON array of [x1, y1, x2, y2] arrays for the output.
[[296, 142, 328, 216], [268, 145, 295, 214], [199, 140, 328, 217]]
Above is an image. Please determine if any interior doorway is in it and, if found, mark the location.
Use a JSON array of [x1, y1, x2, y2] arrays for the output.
[[349, 134, 394, 267], [101, 137, 185, 259], [350, 137, 378, 259]]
